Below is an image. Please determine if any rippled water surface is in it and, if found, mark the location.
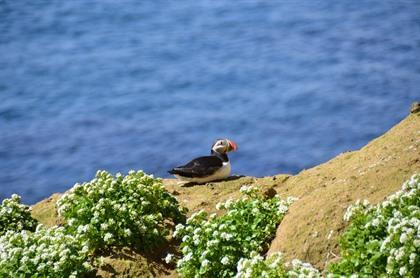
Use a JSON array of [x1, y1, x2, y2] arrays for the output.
[[1, 1, 420, 204]]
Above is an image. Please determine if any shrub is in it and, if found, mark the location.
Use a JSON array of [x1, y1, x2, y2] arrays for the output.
[[173, 185, 296, 277], [235, 252, 320, 278], [57, 170, 186, 250], [286, 258, 321, 277], [0, 194, 38, 236], [328, 174, 420, 277], [0, 225, 92, 277]]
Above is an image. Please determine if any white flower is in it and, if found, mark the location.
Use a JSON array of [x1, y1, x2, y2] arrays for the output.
[[395, 249, 404, 261], [81, 245, 89, 254], [252, 255, 264, 265], [399, 233, 408, 243], [221, 256, 230, 265], [184, 252, 193, 261], [175, 223, 185, 231], [286, 196, 298, 204], [164, 253, 173, 263], [104, 232, 113, 242], [77, 225, 88, 234], [67, 218, 76, 226], [382, 200, 390, 208], [225, 199, 233, 208], [83, 261, 92, 270], [371, 218, 380, 227], [399, 266, 407, 276], [278, 204, 288, 214], [201, 259, 210, 267], [220, 232, 233, 241], [409, 253, 416, 265]]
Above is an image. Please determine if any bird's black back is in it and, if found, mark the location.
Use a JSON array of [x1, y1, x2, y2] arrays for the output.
[[168, 155, 224, 178]]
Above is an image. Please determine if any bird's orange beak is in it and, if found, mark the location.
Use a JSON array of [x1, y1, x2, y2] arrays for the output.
[[228, 140, 238, 152]]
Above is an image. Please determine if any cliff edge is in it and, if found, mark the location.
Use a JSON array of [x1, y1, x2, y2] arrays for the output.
[[31, 105, 420, 277]]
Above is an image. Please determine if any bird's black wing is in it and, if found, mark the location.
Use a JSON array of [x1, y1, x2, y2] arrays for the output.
[[168, 156, 223, 177]]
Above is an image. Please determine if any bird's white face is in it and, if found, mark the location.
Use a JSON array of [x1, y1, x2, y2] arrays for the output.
[[211, 139, 238, 154]]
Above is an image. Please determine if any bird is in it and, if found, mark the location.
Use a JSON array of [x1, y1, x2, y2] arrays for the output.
[[168, 138, 238, 184]]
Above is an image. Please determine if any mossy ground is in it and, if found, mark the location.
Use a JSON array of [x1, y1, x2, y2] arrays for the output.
[[268, 112, 420, 270], [31, 111, 419, 277]]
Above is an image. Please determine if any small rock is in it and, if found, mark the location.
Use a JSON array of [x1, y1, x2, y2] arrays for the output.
[[410, 102, 420, 114], [408, 158, 420, 166], [171, 190, 180, 196], [263, 187, 277, 199]]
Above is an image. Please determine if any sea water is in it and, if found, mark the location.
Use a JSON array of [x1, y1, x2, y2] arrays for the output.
[[1, 1, 419, 203]]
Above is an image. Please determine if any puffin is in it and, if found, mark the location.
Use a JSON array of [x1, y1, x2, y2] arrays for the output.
[[168, 138, 238, 183]]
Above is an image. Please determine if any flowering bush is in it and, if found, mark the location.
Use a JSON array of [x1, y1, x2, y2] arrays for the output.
[[0, 194, 38, 236], [287, 259, 321, 277], [173, 185, 296, 277], [328, 174, 420, 277], [235, 252, 320, 278], [235, 252, 285, 278], [0, 225, 92, 277], [57, 170, 186, 250]]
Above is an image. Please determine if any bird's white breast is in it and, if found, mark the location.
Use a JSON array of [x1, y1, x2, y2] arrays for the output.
[[174, 161, 231, 184]]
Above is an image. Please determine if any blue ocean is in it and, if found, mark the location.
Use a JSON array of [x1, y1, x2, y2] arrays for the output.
[[1, 1, 419, 204]]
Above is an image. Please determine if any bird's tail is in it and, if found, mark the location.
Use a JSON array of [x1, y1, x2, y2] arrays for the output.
[[168, 169, 178, 175]]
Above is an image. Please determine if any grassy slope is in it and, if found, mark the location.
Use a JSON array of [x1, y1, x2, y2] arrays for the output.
[[267, 111, 419, 270], [31, 110, 419, 276]]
